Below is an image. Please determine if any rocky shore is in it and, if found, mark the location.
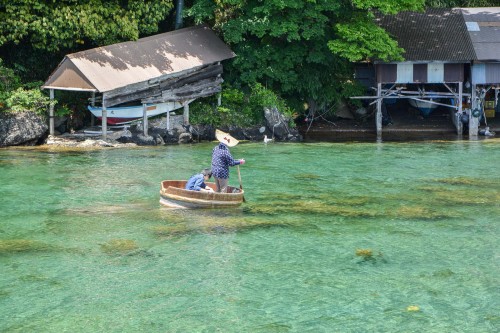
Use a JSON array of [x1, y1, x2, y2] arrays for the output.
[[0, 107, 302, 148]]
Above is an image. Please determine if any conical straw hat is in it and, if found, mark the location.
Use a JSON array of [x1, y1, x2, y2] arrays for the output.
[[215, 129, 239, 147]]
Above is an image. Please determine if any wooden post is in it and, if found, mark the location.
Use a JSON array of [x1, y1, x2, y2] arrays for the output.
[[217, 93, 222, 106], [183, 102, 190, 125], [49, 89, 55, 136], [376, 83, 382, 136], [102, 95, 108, 140], [143, 103, 148, 136]]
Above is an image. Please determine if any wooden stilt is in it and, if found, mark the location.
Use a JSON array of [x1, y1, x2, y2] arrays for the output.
[[49, 89, 55, 136]]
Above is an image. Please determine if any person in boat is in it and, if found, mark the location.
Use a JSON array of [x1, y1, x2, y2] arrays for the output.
[[185, 168, 214, 192], [211, 129, 245, 193]]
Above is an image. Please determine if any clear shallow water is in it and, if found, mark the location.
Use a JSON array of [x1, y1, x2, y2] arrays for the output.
[[0, 140, 499, 332]]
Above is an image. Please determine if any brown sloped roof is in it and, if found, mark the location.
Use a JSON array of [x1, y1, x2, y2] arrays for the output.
[[461, 7, 500, 61], [375, 8, 476, 62], [43, 25, 236, 93]]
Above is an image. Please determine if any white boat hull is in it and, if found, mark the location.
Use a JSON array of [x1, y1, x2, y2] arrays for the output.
[[88, 102, 183, 125], [409, 99, 439, 117]]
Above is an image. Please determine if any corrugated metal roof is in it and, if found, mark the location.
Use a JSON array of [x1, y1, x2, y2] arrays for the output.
[[375, 8, 476, 62], [461, 7, 500, 61], [43, 25, 236, 93]]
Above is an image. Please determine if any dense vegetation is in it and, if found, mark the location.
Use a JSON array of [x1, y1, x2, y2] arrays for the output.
[[0, 0, 497, 127]]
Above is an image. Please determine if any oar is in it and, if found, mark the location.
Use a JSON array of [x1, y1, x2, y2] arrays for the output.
[[237, 165, 246, 202]]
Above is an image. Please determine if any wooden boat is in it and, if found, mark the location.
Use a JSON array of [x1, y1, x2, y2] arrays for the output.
[[88, 101, 183, 125], [159, 180, 244, 209]]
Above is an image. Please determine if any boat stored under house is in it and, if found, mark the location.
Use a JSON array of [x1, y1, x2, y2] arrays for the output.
[[42, 25, 235, 138], [355, 7, 500, 137]]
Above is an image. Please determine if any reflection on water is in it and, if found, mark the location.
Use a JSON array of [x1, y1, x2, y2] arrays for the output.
[[0, 141, 499, 332]]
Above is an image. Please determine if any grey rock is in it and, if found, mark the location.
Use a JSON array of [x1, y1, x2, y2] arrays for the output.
[[0, 112, 48, 147], [264, 107, 301, 141], [178, 132, 192, 144]]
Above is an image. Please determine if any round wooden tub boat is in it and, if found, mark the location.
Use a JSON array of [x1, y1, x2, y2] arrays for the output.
[[159, 180, 245, 209]]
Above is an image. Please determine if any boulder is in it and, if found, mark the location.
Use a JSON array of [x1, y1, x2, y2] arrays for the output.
[[135, 134, 156, 146], [0, 111, 48, 147], [178, 132, 192, 144], [264, 107, 301, 141]]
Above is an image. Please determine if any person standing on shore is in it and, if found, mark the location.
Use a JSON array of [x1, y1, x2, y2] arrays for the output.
[[211, 129, 245, 193]]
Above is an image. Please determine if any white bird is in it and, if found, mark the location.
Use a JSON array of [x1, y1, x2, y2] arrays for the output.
[[263, 135, 273, 143]]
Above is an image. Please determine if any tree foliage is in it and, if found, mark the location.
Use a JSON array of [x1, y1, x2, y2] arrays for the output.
[[186, 0, 427, 114], [190, 82, 293, 127], [0, 0, 174, 51]]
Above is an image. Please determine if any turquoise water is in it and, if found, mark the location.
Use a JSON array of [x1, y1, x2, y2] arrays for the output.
[[0, 140, 499, 332]]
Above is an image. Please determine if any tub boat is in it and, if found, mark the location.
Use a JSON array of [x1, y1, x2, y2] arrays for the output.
[[159, 180, 245, 209]]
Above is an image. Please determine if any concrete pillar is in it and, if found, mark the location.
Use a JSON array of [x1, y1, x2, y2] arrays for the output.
[[102, 95, 107, 140], [183, 103, 190, 125], [143, 103, 148, 136], [167, 110, 170, 130], [469, 84, 479, 136], [376, 83, 382, 136], [90, 91, 95, 127], [495, 88, 499, 111], [49, 89, 54, 136], [466, 82, 479, 137]]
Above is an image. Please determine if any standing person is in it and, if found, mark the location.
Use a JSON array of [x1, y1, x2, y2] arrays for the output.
[[211, 129, 245, 193], [185, 168, 214, 192]]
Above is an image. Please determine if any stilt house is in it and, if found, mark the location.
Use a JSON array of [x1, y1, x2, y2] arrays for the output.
[[462, 7, 500, 135], [365, 8, 477, 136]]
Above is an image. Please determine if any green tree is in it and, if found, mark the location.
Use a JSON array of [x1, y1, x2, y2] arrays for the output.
[[0, 0, 174, 51], [186, 0, 425, 115], [0, 0, 174, 81]]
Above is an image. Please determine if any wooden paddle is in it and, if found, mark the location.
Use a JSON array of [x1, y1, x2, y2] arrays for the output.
[[237, 165, 246, 202]]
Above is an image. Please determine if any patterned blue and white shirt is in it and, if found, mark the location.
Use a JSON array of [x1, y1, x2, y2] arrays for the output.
[[211, 143, 241, 179]]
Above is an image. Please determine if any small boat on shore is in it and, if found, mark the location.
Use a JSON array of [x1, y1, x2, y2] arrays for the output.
[[159, 180, 244, 209], [409, 98, 440, 117], [88, 101, 183, 125]]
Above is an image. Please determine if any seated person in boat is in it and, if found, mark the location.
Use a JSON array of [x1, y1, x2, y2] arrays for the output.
[[185, 168, 214, 192]]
